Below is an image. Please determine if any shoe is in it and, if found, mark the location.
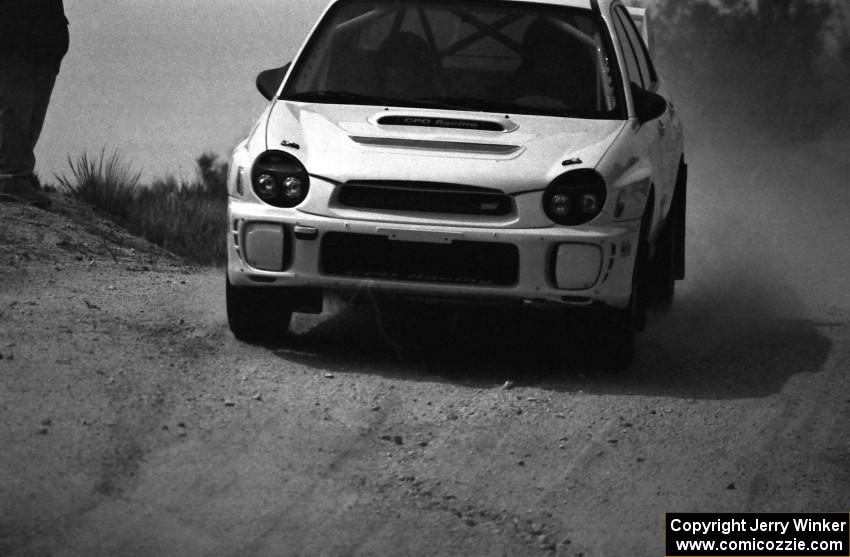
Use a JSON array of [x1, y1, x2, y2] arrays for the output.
[[0, 177, 52, 209]]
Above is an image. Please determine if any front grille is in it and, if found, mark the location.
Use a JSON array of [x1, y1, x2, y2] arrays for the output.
[[337, 181, 513, 216], [321, 232, 519, 287]]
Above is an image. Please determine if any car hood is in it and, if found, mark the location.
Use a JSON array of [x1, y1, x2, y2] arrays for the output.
[[265, 102, 625, 193]]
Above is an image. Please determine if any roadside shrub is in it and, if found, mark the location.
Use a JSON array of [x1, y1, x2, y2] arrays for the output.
[[193, 151, 229, 201], [56, 151, 228, 266], [56, 149, 141, 221], [135, 190, 226, 266]]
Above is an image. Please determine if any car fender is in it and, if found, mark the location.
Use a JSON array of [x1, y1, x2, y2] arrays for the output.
[[597, 121, 654, 225]]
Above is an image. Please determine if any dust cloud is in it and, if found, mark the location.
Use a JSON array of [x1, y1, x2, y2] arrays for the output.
[[676, 122, 850, 322], [654, 3, 850, 323], [638, 109, 844, 389]]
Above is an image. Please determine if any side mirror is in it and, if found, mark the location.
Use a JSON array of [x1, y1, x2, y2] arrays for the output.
[[631, 83, 667, 124], [256, 63, 291, 101]]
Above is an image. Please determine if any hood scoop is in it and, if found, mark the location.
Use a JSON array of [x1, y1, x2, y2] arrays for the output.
[[370, 110, 519, 133], [347, 110, 524, 155], [376, 114, 512, 132]]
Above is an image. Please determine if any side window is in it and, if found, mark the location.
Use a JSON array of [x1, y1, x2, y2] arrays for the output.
[[614, 7, 656, 89], [611, 10, 643, 88]]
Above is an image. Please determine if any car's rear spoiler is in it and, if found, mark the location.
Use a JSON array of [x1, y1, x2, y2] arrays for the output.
[[626, 6, 654, 57]]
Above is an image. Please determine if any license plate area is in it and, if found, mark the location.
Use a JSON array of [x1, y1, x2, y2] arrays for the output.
[[320, 232, 519, 286]]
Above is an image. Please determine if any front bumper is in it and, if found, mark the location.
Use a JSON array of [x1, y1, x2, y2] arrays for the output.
[[227, 200, 640, 310]]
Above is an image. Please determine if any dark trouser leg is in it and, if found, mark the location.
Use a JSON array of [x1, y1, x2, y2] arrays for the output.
[[0, 59, 55, 207], [28, 67, 58, 165], [0, 58, 37, 181]]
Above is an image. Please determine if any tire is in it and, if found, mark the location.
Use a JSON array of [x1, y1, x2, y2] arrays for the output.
[[226, 276, 293, 344]]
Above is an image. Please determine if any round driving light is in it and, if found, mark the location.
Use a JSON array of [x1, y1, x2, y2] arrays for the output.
[[581, 193, 602, 214], [550, 193, 572, 216], [256, 173, 279, 199], [282, 176, 304, 199], [543, 170, 607, 225], [251, 150, 310, 207]]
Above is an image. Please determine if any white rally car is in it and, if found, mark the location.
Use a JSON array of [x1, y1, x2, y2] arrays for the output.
[[226, 0, 686, 371]]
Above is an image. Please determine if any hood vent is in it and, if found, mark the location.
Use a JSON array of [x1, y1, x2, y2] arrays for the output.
[[350, 136, 521, 155], [377, 115, 506, 132]]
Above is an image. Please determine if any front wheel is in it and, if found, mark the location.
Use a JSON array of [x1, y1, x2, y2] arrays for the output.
[[226, 276, 293, 344]]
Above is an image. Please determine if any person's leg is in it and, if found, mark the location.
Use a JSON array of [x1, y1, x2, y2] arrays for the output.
[[28, 67, 58, 158], [0, 59, 52, 208], [0, 58, 36, 180]]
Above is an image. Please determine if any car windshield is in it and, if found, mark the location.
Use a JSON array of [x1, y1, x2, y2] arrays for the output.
[[282, 0, 624, 119]]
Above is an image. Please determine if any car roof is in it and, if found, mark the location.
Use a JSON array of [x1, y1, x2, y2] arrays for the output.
[[487, 0, 594, 8], [505, 0, 621, 11], [326, 0, 613, 11]]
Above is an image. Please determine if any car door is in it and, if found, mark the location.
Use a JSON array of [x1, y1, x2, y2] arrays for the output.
[[623, 7, 680, 195], [611, 3, 676, 230]]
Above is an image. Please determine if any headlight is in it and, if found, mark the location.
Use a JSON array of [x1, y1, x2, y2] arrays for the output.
[[256, 173, 279, 199], [281, 176, 306, 201], [250, 150, 310, 207], [543, 170, 607, 225]]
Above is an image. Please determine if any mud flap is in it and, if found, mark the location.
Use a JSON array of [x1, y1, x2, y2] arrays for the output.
[[674, 162, 687, 280]]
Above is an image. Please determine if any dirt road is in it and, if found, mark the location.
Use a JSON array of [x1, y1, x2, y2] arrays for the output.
[[2, 136, 849, 556]]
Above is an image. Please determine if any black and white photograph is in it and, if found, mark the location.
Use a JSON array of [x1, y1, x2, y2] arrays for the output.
[[1, 0, 848, 555]]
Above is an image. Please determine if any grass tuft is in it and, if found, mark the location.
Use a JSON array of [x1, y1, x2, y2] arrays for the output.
[[56, 150, 227, 266], [56, 149, 141, 221]]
